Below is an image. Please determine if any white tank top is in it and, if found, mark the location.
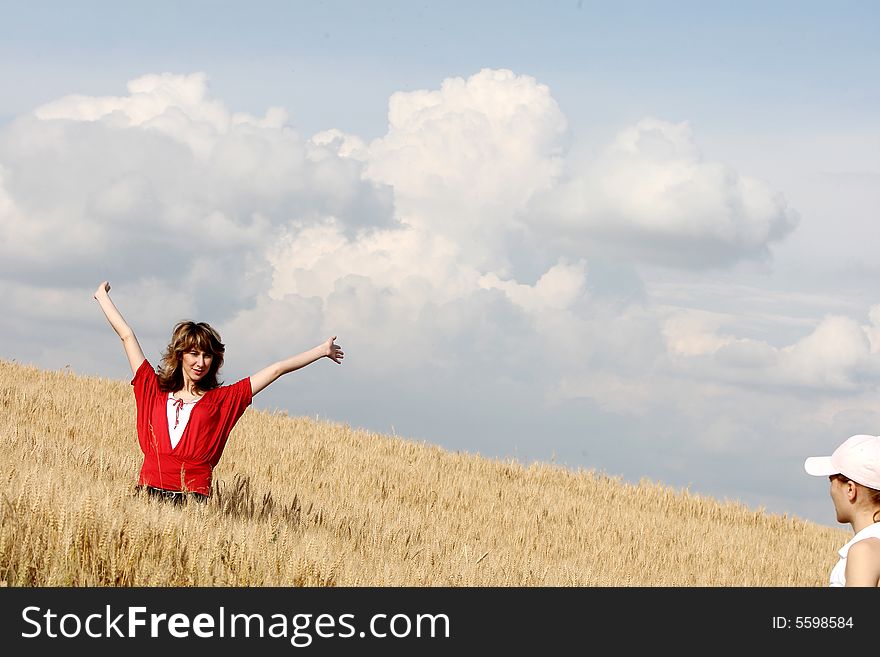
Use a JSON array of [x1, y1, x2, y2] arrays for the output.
[[167, 393, 200, 449], [829, 522, 880, 586]]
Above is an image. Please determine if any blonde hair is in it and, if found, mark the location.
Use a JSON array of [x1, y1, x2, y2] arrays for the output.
[[157, 321, 225, 393]]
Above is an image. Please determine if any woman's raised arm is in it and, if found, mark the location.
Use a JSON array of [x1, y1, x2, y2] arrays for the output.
[[93, 281, 146, 376], [249, 336, 344, 396]]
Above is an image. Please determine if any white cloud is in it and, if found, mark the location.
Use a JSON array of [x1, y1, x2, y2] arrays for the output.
[[34, 72, 289, 158], [865, 304, 880, 354], [776, 315, 870, 388], [531, 118, 799, 268], [478, 259, 588, 313], [662, 308, 732, 357], [267, 218, 479, 309], [363, 67, 568, 271], [310, 129, 368, 160], [663, 310, 880, 391], [0, 72, 393, 304]]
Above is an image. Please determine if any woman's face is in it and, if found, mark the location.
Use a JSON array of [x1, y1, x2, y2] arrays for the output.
[[181, 348, 213, 384]]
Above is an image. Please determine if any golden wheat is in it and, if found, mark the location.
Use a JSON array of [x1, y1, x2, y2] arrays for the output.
[[0, 358, 846, 586]]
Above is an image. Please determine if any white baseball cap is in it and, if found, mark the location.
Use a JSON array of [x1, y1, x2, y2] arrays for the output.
[[804, 434, 880, 490]]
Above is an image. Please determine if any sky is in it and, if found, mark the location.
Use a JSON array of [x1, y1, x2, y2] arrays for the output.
[[1, 0, 878, 528]]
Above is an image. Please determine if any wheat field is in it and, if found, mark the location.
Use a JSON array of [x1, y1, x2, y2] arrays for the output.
[[0, 358, 846, 586]]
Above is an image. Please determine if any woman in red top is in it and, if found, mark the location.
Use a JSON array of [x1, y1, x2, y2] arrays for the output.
[[93, 280, 344, 503]]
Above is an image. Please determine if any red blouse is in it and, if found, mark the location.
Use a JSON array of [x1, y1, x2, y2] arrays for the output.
[[131, 359, 252, 495]]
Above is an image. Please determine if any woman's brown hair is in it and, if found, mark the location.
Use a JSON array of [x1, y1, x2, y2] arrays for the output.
[[867, 486, 880, 524], [157, 321, 225, 393]]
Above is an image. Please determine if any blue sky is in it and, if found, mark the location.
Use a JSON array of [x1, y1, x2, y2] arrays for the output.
[[1, 1, 878, 528], [4, 1, 876, 135]]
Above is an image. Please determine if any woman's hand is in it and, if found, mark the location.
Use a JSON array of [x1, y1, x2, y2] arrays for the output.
[[94, 281, 111, 300], [324, 336, 344, 364]]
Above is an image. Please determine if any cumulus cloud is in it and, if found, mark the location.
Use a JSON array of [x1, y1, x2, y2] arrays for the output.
[[363, 67, 568, 272], [478, 259, 588, 313], [34, 72, 288, 157], [0, 72, 394, 319], [662, 308, 732, 358], [662, 308, 880, 391], [530, 118, 799, 268], [267, 218, 478, 308]]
